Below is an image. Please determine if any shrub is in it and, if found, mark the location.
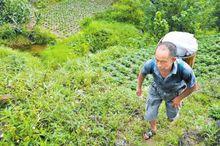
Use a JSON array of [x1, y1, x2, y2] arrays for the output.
[[28, 26, 57, 45], [0, 0, 31, 25], [7, 35, 32, 49], [151, 11, 169, 39], [95, 0, 148, 30], [214, 2, 220, 30], [0, 23, 17, 40], [0, 25, 56, 48], [82, 21, 142, 53], [145, 0, 217, 38]]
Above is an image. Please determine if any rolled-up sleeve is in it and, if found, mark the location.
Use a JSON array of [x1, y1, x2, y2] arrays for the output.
[[141, 59, 154, 77]]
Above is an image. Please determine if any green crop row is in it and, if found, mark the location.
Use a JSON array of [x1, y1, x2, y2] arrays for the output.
[[38, 0, 114, 37]]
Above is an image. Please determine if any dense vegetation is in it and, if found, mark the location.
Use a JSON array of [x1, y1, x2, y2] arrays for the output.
[[0, 0, 219, 145]]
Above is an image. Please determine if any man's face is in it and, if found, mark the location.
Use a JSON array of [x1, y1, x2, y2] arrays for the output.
[[155, 46, 176, 72]]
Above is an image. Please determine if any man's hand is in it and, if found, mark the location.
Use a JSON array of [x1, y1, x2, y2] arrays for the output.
[[172, 84, 197, 108], [136, 88, 142, 96], [172, 96, 182, 108]]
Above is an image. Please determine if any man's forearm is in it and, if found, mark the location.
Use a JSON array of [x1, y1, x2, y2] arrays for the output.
[[178, 84, 197, 100], [137, 73, 145, 89]]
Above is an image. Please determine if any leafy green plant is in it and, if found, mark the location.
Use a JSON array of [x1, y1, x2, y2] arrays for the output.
[[0, 0, 31, 25], [151, 11, 169, 39], [0, 23, 17, 40], [29, 26, 57, 45], [95, 0, 148, 30], [83, 21, 141, 53], [209, 106, 220, 120], [145, 0, 217, 38], [201, 123, 219, 146]]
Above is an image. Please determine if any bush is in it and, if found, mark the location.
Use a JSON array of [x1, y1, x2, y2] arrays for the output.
[[214, 2, 220, 30], [95, 0, 217, 38], [0, 23, 17, 40], [151, 11, 169, 39], [82, 21, 142, 53], [145, 0, 217, 38], [95, 0, 148, 30], [0, 24, 56, 48], [0, 0, 31, 25], [29, 26, 57, 45], [7, 35, 32, 49]]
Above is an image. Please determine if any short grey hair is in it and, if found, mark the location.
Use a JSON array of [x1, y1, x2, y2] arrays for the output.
[[157, 42, 177, 57]]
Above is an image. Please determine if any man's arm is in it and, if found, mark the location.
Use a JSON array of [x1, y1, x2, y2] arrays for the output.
[[136, 72, 145, 96], [172, 84, 197, 108], [136, 59, 153, 96]]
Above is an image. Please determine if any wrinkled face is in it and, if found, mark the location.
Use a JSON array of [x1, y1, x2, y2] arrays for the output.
[[155, 45, 176, 72]]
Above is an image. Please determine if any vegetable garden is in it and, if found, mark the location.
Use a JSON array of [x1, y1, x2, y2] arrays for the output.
[[38, 0, 115, 37]]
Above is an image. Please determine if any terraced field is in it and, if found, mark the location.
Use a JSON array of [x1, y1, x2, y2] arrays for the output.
[[39, 0, 114, 37]]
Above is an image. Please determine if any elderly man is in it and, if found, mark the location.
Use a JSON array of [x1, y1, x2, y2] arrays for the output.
[[136, 42, 197, 140]]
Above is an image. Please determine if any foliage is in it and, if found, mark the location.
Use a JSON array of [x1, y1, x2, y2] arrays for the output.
[[0, 24, 56, 48], [29, 26, 57, 45], [214, 1, 220, 30], [30, 0, 64, 9], [201, 123, 220, 146], [82, 21, 142, 53], [209, 106, 220, 120], [0, 0, 31, 25], [151, 11, 169, 39], [145, 0, 217, 38], [0, 0, 219, 145], [101, 46, 154, 90], [0, 23, 17, 40], [95, 0, 148, 30], [40, 21, 142, 66], [194, 34, 220, 80], [0, 33, 220, 146]]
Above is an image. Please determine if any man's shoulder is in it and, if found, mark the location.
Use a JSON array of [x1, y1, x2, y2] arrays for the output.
[[176, 59, 193, 73], [141, 58, 156, 75], [146, 58, 156, 65], [145, 58, 156, 68]]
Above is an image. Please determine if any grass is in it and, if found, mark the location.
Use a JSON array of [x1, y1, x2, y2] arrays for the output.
[[0, 0, 219, 145], [0, 33, 219, 145]]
